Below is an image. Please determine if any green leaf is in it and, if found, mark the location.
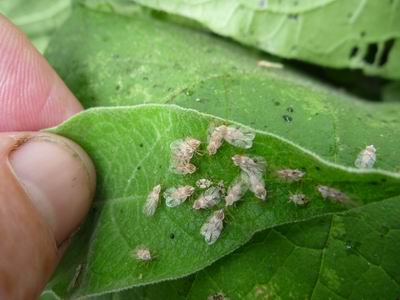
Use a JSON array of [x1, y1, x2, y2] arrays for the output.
[[44, 6, 400, 172], [0, 0, 71, 52], [186, 197, 400, 299], [45, 104, 400, 298], [80, 0, 400, 79]]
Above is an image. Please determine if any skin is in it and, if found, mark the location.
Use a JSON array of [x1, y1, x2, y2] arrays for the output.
[[0, 14, 96, 299]]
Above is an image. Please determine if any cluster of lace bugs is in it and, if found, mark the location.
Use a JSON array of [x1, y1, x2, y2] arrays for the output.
[[137, 123, 373, 261]]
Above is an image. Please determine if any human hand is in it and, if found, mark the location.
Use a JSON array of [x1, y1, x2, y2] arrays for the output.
[[0, 15, 96, 299]]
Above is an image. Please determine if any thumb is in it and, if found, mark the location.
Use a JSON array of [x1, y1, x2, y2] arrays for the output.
[[0, 132, 96, 299]]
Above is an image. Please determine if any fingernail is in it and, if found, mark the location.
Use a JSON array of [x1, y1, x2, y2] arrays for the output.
[[9, 133, 96, 244]]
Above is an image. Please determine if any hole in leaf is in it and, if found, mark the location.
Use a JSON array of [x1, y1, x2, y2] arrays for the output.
[[363, 43, 378, 64], [378, 38, 395, 66], [349, 46, 359, 58]]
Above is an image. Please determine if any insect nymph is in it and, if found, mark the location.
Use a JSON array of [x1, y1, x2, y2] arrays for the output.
[[232, 155, 267, 201], [276, 169, 305, 182], [163, 185, 195, 207], [193, 185, 223, 209], [170, 137, 201, 174], [288, 193, 309, 206], [143, 184, 161, 216], [354, 145, 376, 169], [317, 185, 349, 204], [133, 246, 152, 261], [200, 209, 225, 245], [225, 176, 248, 206]]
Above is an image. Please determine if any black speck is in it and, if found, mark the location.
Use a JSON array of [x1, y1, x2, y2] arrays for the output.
[[282, 115, 293, 122], [139, 143, 144, 148], [288, 14, 298, 20], [349, 46, 359, 58], [274, 101, 280, 106], [137, 166, 141, 170], [115, 84, 121, 91], [287, 106, 294, 113], [170, 233, 175, 239], [315, 166, 321, 171]]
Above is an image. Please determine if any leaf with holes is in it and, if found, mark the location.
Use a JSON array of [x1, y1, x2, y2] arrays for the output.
[[81, 0, 400, 79], [0, 0, 71, 53], [45, 5, 400, 172], [43, 104, 400, 298]]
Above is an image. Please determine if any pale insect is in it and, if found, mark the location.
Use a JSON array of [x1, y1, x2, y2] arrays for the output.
[[171, 162, 197, 175], [232, 155, 266, 176], [354, 145, 376, 169], [196, 178, 213, 189], [224, 125, 255, 149], [170, 137, 201, 163], [243, 172, 267, 201], [225, 176, 248, 206], [232, 155, 267, 201], [276, 169, 305, 182], [288, 193, 309, 206], [208, 292, 230, 300], [207, 125, 228, 155], [193, 185, 223, 209], [143, 184, 161, 216], [164, 185, 195, 207], [317, 185, 349, 204], [200, 209, 225, 245], [170, 137, 201, 174], [133, 246, 152, 261], [257, 59, 284, 69]]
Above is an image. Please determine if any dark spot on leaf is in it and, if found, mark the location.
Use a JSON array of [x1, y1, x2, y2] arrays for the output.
[[381, 178, 387, 183], [137, 166, 141, 170], [369, 181, 379, 186], [143, 77, 149, 81], [170, 233, 175, 239], [115, 84, 121, 91], [360, 31, 366, 37], [274, 101, 280, 106], [139, 143, 144, 148], [349, 46, 359, 59], [363, 43, 378, 64], [315, 166, 321, 171], [287, 106, 294, 113], [288, 14, 298, 20], [379, 38, 395, 66], [282, 115, 293, 122], [112, 54, 120, 59], [167, 87, 173, 92]]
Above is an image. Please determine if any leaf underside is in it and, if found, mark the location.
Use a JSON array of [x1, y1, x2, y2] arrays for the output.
[[42, 4, 400, 299], [45, 105, 400, 298]]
